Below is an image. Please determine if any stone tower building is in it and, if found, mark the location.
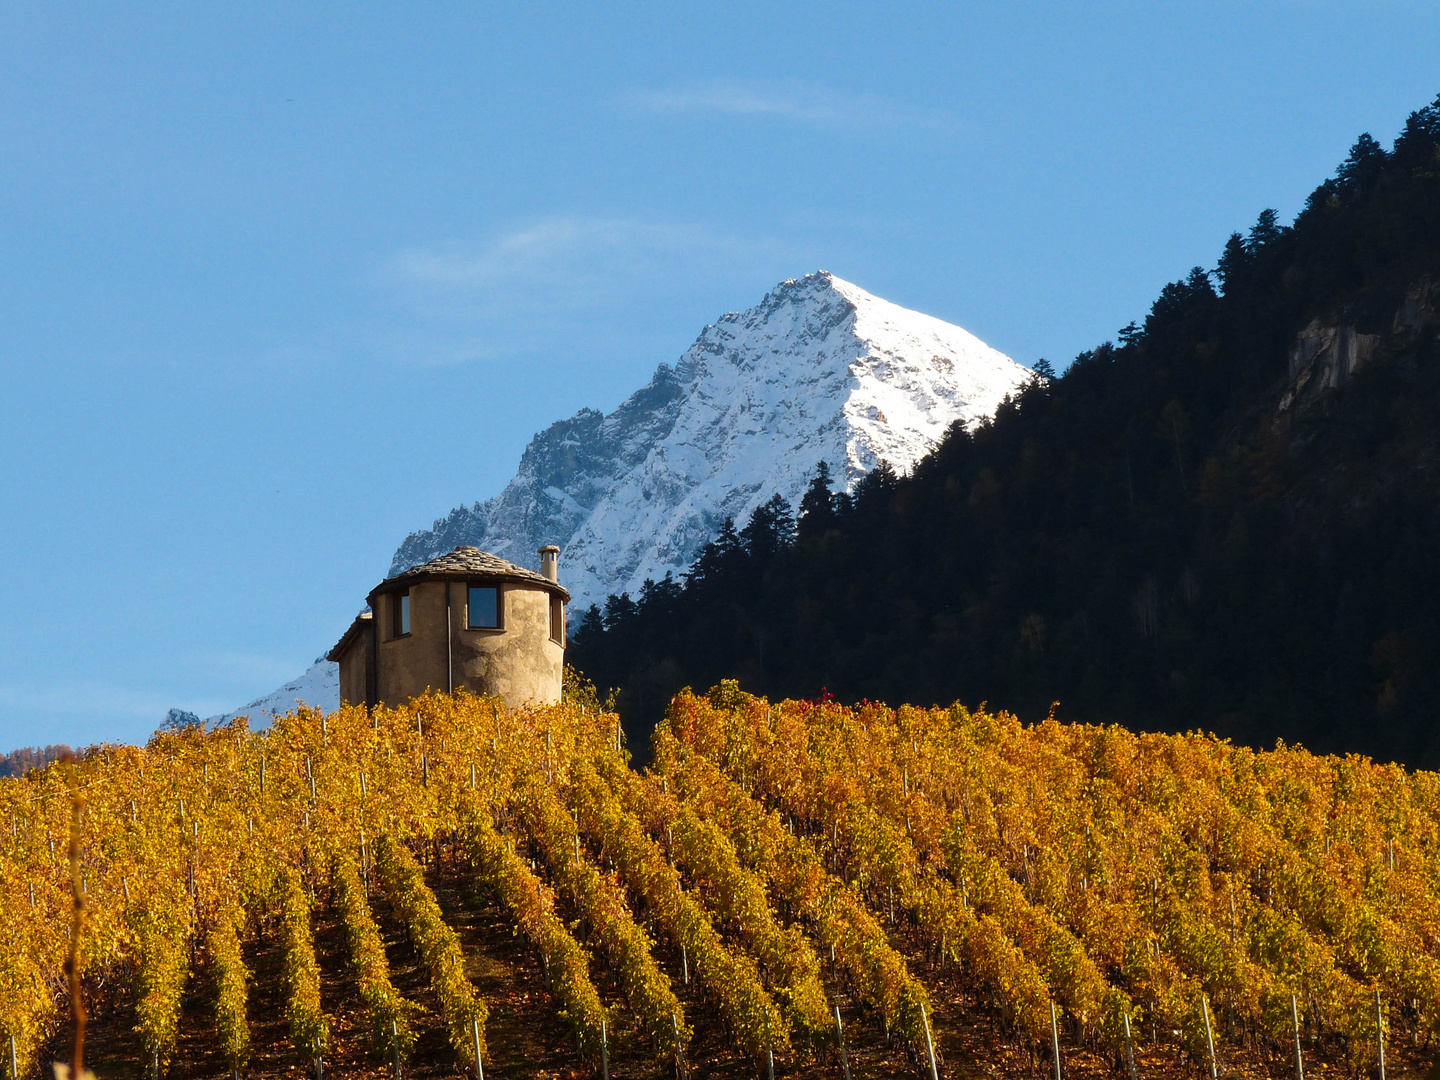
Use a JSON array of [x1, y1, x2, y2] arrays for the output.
[[328, 545, 568, 708]]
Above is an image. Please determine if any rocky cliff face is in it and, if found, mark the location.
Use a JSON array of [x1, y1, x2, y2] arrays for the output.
[[1282, 277, 1439, 414], [391, 271, 1030, 610]]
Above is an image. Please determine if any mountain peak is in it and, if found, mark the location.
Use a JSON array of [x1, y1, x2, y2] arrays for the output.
[[389, 272, 1030, 610]]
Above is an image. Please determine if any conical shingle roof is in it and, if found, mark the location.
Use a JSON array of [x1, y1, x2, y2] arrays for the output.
[[368, 545, 569, 602]]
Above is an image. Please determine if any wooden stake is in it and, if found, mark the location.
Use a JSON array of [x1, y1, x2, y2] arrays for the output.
[[1376, 990, 1386, 1080], [671, 1012, 688, 1080], [601, 1018, 609, 1080], [1290, 993, 1304, 1080], [1123, 1012, 1137, 1080], [1201, 996, 1218, 1080], [835, 1004, 850, 1080], [392, 1016, 402, 1080], [472, 1016, 484, 1080], [1050, 1001, 1062, 1080], [765, 1010, 775, 1080], [921, 1001, 940, 1080]]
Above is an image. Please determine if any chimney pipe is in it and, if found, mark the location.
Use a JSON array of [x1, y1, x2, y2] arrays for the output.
[[538, 545, 560, 583]]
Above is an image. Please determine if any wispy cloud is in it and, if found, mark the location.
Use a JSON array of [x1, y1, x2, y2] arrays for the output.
[[373, 215, 791, 365], [392, 216, 762, 294], [619, 79, 959, 134]]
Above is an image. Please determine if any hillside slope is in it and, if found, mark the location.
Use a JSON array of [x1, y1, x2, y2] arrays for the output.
[[572, 93, 1440, 767]]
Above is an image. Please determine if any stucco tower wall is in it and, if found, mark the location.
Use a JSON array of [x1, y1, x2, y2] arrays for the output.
[[453, 583, 563, 704], [337, 635, 368, 707], [374, 579, 563, 706], [375, 581, 449, 705]]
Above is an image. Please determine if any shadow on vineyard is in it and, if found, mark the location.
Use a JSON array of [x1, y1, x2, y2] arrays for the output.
[[6, 685, 1440, 1080]]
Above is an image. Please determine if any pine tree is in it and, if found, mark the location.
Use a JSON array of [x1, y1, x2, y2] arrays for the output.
[[1215, 232, 1248, 295], [1336, 132, 1387, 193], [798, 461, 838, 538]]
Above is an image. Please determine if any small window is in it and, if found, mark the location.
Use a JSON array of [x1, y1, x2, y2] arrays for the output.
[[549, 595, 565, 644], [392, 590, 411, 638], [468, 585, 501, 630]]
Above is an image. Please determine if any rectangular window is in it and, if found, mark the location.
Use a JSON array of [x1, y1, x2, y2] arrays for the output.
[[550, 595, 565, 644], [392, 590, 411, 638], [468, 585, 500, 629]]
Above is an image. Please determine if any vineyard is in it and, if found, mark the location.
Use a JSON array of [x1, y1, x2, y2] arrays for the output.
[[2, 679, 1439, 1080]]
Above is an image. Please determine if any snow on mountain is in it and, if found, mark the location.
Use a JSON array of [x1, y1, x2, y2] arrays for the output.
[[196, 271, 1028, 730], [391, 271, 1030, 611], [202, 659, 338, 731]]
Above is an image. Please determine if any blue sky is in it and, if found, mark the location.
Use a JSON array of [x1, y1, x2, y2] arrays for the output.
[[2, 2, 1437, 750]]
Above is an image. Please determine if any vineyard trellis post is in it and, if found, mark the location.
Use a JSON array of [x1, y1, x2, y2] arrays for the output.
[[391, 1017, 402, 1080], [9, 1034, 16, 1080], [1201, 996, 1218, 1080], [1123, 1012, 1137, 1080], [765, 1009, 775, 1080], [921, 1001, 940, 1080], [671, 1011, 688, 1080], [835, 1003, 851, 1080], [1290, 994, 1304, 1080], [472, 1016, 484, 1080], [1375, 990, 1385, 1080], [600, 1018, 609, 1080], [1050, 1001, 1062, 1080]]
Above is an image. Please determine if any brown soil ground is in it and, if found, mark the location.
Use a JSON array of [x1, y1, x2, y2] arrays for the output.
[[43, 850, 1440, 1080]]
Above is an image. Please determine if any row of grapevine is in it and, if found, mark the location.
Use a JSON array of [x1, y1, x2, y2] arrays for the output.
[[329, 851, 416, 1064], [570, 758, 786, 1060], [278, 867, 329, 1067], [372, 834, 487, 1073], [604, 758, 833, 1042], [456, 798, 608, 1059], [513, 773, 691, 1062], [2, 681, 1437, 1079]]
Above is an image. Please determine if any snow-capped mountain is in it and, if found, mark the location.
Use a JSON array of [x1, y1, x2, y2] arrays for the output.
[[203, 659, 338, 730], [195, 271, 1028, 730], [391, 271, 1029, 611]]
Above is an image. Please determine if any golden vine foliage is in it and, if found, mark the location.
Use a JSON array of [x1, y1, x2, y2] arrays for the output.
[[277, 867, 329, 1062], [373, 833, 487, 1071], [1, 678, 1437, 1078], [571, 757, 786, 1059], [206, 898, 250, 1074], [330, 851, 416, 1064], [457, 798, 608, 1057]]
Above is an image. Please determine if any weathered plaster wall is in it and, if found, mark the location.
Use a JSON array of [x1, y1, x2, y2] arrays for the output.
[[453, 585, 564, 704], [371, 579, 564, 707], [337, 632, 368, 707]]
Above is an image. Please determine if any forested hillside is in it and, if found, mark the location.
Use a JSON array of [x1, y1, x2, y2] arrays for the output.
[[572, 93, 1440, 767]]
